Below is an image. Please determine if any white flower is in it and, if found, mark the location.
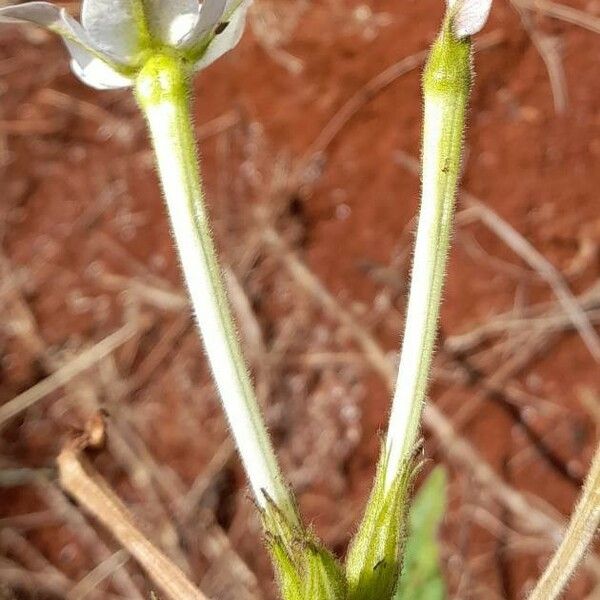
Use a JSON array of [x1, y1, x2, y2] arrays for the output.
[[446, 0, 492, 38], [0, 0, 251, 89]]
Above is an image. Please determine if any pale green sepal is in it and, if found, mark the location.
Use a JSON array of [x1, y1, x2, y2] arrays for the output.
[[395, 467, 448, 600], [422, 16, 472, 100], [345, 451, 417, 600], [134, 52, 189, 108], [263, 499, 346, 600], [268, 538, 304, 600], [305, 544, 347, 599]]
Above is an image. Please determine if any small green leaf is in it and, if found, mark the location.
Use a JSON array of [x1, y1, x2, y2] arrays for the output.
[[395, 467, 447, 600], [345, 451, 416, 600]]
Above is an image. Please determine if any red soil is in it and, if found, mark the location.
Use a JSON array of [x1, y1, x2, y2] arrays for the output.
[[1, 0, 599, 598]]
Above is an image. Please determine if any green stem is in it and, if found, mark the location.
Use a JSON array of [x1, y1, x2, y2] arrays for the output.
[[384, 23, 472, 488], [134, 53, 296, 523], [528, 443, 600, 600]]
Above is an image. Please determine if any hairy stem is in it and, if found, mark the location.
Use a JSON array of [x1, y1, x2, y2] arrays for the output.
[[135, 53, 296, 523], [528, 444, 600, 600], [384, 23, 472, 488]]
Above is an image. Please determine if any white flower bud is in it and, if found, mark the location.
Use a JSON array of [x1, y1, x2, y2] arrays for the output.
[[447, 0, 493, 38]]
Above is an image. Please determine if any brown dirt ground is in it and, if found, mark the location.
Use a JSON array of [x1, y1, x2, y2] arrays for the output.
[[1, 0, 600, 599]]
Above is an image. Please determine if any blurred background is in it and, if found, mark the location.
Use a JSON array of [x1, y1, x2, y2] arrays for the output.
[[0, 0, 599, 598]]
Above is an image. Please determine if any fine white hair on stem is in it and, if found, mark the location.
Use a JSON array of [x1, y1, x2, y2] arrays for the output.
[[383, 12, 473, 489], [447, 0, 493, 37], [135, 54, 297, 524]]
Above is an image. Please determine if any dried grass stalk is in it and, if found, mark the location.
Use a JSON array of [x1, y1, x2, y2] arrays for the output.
[[57, 416, 207, 600]]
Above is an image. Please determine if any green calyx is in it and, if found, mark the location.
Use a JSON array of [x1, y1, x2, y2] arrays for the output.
[[423, 17, 472, 99], [263, 448, 416, 600], [134, 52, 189, 107], [263, 453, 435, 600], [263, 499, 347, 600], [345, 451, 417, 600]]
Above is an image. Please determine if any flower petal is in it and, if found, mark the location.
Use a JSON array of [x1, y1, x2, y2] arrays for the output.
[[143, 0, 200, 46], [0, 2, 131, 89], [69, 51, 133, 89], [81, 0, 143, 60], [192, 0, 251, 70], [180, 0, 227, 47], [447, 0, 493, 38], [0, 1, 63, 28]]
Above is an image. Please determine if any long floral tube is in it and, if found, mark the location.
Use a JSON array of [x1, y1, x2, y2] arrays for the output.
[[135, 53, 297, 524], [384, 17, 473, 488]]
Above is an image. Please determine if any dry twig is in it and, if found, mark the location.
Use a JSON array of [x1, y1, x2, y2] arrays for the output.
[[512, 1, 569, 113], [514, 0, 600, 35], [67, 551, 130, 600], [57, 417, 207, 600], [0, 321, 141, 430], [528, 444, 600, 599]]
